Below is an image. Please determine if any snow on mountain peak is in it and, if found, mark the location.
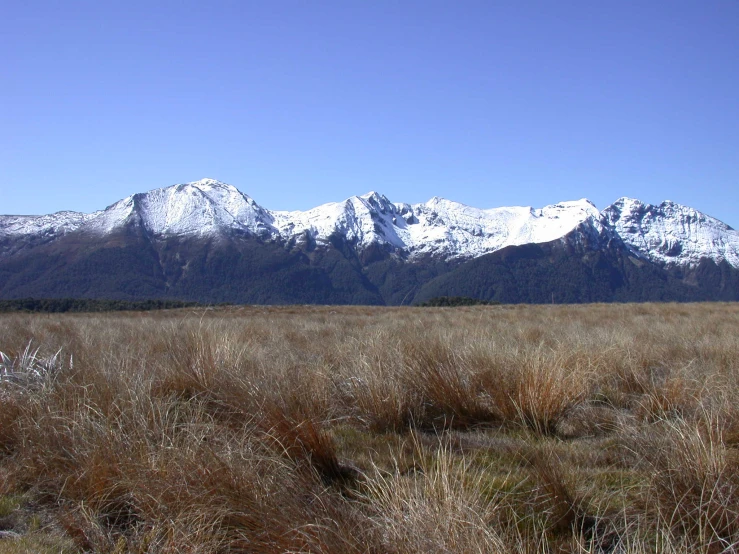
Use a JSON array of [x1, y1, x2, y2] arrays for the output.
[[0, 183, 611, 260], [0, 210, 97, 238], [129, 179, 273, 236], [1, 180, 737, 268], [602, 197, 739, 267], [22, 179, 274, 238], [267, 193, 602, 258], [358, 191, 396, 214], [188, 178, 231, 188]]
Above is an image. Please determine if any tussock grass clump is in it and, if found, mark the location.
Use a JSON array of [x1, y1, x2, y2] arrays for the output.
[[0, 302, 737, 551], [336, 336, 419, 432], [0, 394, 23, 455], [474, 347, 594, 436], [401, 338, 499, 430], [363, 435, 507, 553], [638, 411, 739, 550], [10, 387, 370, 552], [260, 407, 361, 488]]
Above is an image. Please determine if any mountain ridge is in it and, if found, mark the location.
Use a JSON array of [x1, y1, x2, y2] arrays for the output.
[[1, 178, 737, 305], [3, 178, 736, 270]]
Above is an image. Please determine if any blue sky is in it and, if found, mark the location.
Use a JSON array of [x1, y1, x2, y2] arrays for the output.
[[2, 1, 738, 226]]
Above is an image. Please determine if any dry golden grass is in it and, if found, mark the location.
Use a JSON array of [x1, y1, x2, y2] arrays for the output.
[[0, 302, 738, 552]]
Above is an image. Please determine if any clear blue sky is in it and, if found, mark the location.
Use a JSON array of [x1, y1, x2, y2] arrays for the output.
[[2, 1, 738, 226]]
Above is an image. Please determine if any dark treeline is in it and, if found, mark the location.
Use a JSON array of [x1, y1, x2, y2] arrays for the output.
[[416, 296, 501, 307], [0, 298, 204, 313]]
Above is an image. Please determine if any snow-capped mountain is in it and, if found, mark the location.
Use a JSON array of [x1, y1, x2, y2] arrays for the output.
[[0, 179, 273, 238], [270, 190, 602, 260], [602, 197, 739, 268], [2, 178, 736, 269], [0, 211, 97, 238], [2, 178, 738, 305]]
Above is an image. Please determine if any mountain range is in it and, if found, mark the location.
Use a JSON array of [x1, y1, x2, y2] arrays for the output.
[[1, 178, 737, 305]]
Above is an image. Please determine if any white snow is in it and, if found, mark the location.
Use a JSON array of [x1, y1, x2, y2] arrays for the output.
[[0, 211, 98, 238], [1, 179, 276, 238], [398, 197, 601, 258], [603, 197, 739, 268], [129, 180, 273, 236], [271, 193, 601, 259], [2, 180, 737, 269]]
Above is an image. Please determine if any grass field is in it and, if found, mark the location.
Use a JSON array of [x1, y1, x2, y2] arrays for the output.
[[1, 303, 738, 553]]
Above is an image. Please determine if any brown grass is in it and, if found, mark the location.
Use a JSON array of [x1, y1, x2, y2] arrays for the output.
[[0, 302, 738, 551], [638, 410, 739, 550]]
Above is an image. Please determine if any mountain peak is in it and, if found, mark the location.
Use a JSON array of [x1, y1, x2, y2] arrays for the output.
[[2, 180, 737, 269], [187, 178, 232, 188], [541, 198, 600, 216], [350, 192, 396, 219], [180, 178, 244, 196], [2, 180, 739, 305], [610, 196, 644, 209], [575, 198, 598, 208], [359, 189, 395, 202], [603, 197, 739, 267]]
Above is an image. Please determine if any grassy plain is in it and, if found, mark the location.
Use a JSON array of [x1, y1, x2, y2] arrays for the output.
[[0, 302, 738, 553]]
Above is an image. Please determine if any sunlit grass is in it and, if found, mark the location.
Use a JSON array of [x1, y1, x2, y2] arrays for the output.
[[0, 302, 737, 551]]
